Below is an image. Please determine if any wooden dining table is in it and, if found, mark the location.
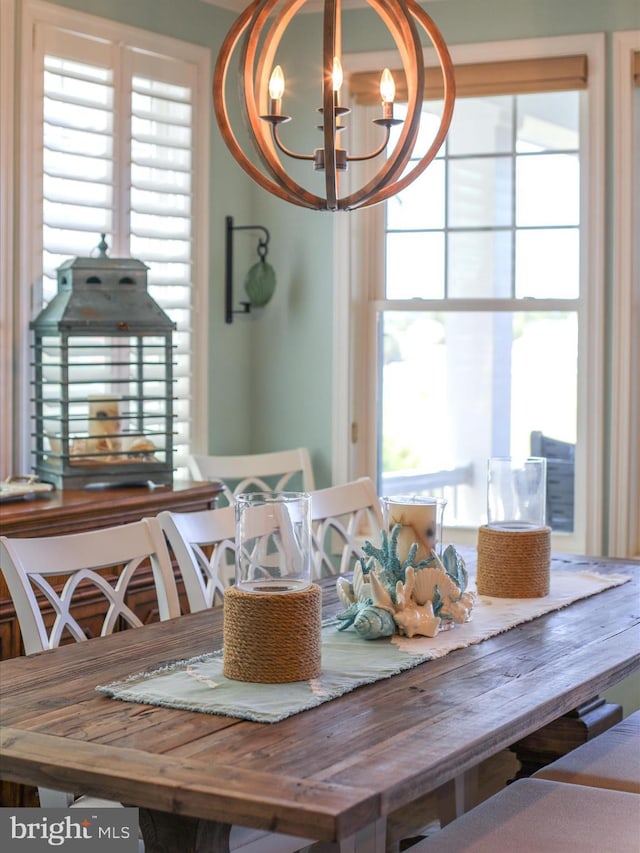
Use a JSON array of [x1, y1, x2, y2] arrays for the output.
[[1, 551, 639, 853]]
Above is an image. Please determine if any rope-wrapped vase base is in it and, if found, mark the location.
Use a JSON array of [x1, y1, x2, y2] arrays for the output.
[[223, 584, 322, 683], [477, 525, 551, 598]]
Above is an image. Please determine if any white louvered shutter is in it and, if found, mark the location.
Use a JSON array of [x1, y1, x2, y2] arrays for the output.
[[36, 20, 204, 476]]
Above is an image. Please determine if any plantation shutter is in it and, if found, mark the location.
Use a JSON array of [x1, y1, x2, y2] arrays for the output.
[[128, 51, 196, 467], [39, 29, 115, 302], [37, 23, 200, 473]]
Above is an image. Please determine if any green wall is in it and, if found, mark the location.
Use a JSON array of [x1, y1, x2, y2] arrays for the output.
[[14, 0, 640, 492], [251, 0, 640, 489]]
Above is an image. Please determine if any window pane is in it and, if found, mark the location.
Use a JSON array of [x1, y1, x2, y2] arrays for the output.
[[44, 70, 113, 108], [131, 92, 191, 125], [44, 175, 112, 206], [44, 96, 112, 133], [43, 200, 111, 231], [44, 123, 113, 158], [131, 140, 191, 170], [389, 101, 446, 159], [130, 211, 190, 239], [132, 116, 191, 147], [379, 310, 577, 531], [386, 232, 444, 298], [131, 187, 190, 216], [131, 163, 191, 193], [386, 160, 445, 230], [449, 157, 512, 227], [44, 55, 110, 83], [516, 91, 579, 152], [448, 230, 512, 298], [44, 150, 112, 182], [448, 95, 513, 156], [516, 153, 579, 226], [515, 228, 579, 298]]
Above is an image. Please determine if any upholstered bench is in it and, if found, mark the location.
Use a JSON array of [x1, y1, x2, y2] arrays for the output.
[[410, 778, 640, 852], [533, 709, 640, 793]]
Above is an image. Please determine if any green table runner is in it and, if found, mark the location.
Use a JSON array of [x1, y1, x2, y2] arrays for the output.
[[97, 568, 629, 723]]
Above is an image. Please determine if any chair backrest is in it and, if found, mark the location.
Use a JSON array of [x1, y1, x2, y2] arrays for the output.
[[0, 517, 181, 655], [187, 447, 315, 506], [310, 477, 384, 578], [159, 477, 384, 610], [157, 506, 236, 612], [531, 430, 575, 462], [530, 430, 575, 532]]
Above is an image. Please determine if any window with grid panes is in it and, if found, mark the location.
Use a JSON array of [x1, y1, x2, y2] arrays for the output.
[[381, 89, 580, 528], [343, 41, 605, 554]]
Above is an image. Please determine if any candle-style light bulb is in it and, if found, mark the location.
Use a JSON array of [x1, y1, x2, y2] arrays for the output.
[[380, 67, 395, 121], [268, 65, 285, 116], [332, 57, 343, 93], [380, 67, 395, 104], [269, 65, 285, 100]]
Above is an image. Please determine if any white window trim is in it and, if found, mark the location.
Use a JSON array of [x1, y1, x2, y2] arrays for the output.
[[334, 34, 606, 555], [0, 0, 16, 477], [611, 30, 640, 557], [15, 0, 210, 474]]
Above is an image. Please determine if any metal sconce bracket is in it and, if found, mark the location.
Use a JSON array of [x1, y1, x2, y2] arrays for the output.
[[225, 215, 271, 324]]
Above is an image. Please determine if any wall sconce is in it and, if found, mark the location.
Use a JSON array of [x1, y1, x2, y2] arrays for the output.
[[225, 215, 276, 324]]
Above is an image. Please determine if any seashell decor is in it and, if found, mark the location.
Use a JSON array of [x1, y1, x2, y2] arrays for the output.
[[336, 525, 475, 640]]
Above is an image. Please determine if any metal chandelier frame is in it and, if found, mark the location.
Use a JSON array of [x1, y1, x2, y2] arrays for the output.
[[213, 0, 456, 211]]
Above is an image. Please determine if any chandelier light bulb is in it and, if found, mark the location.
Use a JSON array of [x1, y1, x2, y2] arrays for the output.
[[269, 65, 285, 101], [380, 67, 395, 104], [332, 56, 343, 93]]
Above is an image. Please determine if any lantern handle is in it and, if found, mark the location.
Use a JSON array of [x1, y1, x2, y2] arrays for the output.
[[95, 233, 109, 258]]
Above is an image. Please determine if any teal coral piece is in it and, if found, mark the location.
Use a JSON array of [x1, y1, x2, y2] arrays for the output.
[[359, 524, 433, 603], [336, 524, 475, 640]]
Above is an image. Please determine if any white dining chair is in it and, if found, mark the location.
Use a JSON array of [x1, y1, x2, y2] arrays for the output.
[[0, 517, 181, 820], [159, 476, 384, 610], [309, 476, 384, 579], [157, 513, 316, 852], [158, 505, 236, 612], [187, 447, 315, 506], [310, 477, 475, 832]]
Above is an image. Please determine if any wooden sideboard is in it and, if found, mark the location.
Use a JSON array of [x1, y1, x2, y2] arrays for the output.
[[0, 478, 222, 807], [0, 479, 221, 539], [0, 478, 222, 660]]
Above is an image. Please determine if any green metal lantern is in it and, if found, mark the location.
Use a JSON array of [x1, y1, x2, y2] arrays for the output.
[[30, 237, 176, 489]]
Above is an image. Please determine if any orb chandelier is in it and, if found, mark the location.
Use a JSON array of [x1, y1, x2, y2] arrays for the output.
[[213, 0, 455, 212]]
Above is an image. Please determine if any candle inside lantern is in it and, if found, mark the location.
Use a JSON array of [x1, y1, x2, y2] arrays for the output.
[[382, 495, 447, 563], [87, 395, 121, 455]]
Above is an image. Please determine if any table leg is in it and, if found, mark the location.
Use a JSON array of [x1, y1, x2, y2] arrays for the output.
[[310, 817, 387, 853], [508, 696, 623, 778], [138, 808, 232, 853], [435, 767, 480, 826]]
